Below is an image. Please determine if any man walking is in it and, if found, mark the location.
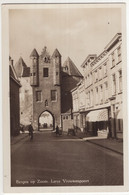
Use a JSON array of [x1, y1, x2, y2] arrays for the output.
[[56, 125, 59, 136], [28, 124, 34, 140]]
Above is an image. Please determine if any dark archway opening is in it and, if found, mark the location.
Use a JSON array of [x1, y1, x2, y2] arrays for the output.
[[38, 111, 55, 131]]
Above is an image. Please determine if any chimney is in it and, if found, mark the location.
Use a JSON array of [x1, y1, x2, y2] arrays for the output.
[[9, 56, 13, 66], [10, 59, 13, 66]]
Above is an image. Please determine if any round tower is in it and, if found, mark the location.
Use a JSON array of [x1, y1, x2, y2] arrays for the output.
[[30, 48, 39, 86]]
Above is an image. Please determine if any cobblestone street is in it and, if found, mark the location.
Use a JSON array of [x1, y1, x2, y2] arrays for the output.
[[11, 131, 123, 186]]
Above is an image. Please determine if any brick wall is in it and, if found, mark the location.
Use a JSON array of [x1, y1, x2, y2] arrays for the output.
[[10, 78, 20, 136], [61, 75, 81, 113]]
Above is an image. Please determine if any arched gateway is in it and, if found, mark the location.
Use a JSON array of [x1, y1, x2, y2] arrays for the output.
[[38, 111, 55, 131], [30, 47, 61, 131]]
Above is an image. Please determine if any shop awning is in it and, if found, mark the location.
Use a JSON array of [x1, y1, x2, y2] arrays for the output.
[[86, 109, 108, 122]]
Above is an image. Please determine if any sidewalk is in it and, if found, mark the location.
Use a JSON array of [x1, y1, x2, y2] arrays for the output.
[[75, 130, 123, 155], [86, 138, 123, 155], [11, 132, 28, 145]]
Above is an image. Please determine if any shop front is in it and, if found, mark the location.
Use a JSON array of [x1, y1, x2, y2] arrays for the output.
[[85, 108, 109, 137]]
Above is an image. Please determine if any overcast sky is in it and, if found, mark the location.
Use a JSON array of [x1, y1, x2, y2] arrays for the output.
[[9, 6, 121, 72]]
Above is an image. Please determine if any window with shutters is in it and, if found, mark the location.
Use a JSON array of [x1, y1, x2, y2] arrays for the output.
[[119, 70, 122, 92], [104, 82, 108, 102], [112, 74, 116, 95], [96, 87, 98, 105], [100, 85, 103, 104], [99, 67, 102, 80], [95, 70, 98, 82]]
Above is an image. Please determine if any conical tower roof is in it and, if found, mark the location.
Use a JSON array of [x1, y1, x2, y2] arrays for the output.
[[30, 48, 39, 57], [63, 57, 82, 77], [52, 48, 61, 58]]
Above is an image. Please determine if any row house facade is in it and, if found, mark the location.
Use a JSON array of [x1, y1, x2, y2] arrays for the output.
[[72, 33, 123, 139]]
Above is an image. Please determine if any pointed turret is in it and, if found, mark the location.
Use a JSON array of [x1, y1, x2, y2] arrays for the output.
[[52, 48, 61, 58], [30, 48, 39, 58], [52, 48, 61, 86], [30, 48, 39, 86]]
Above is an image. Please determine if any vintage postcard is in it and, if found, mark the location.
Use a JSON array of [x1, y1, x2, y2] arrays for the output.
[[2, 2, 128, 193]]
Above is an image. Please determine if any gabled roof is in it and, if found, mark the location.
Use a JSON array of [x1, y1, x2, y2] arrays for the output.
[[22, 67, 30, 77], [30, 48, 39, 57], [10, 65, 17, 80], [63, 57, 83, 77], [15, 57, 30, 77], [9, 57, 21, 86], [52, 48, 61, 58]]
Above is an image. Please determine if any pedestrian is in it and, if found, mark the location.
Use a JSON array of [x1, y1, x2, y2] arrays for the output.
[[28, 124, 34, 140], [56, 125, 59, 136]]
